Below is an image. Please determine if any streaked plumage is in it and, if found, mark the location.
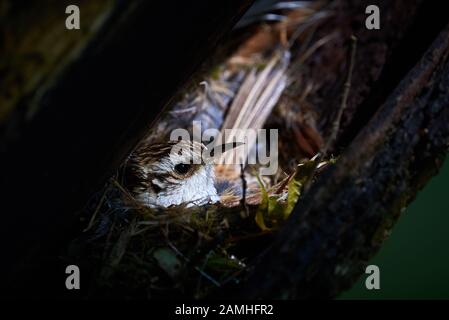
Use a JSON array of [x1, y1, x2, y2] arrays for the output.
[[123, 1, 329, 209], [123, 140, 219, 208]]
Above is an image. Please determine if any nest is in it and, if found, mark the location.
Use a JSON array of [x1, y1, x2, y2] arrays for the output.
[[65, 1, 342, 298], [69, 156, 331, 299]]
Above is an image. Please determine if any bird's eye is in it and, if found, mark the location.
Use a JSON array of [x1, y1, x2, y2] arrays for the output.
[[174, 163, 191, 175]]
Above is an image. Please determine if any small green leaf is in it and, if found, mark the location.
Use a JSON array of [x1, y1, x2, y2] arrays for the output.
[[286, 173, 301, 217], [254, 155, 329, 231], [255, 175, 271, 231], [153, 247, 182, 280]]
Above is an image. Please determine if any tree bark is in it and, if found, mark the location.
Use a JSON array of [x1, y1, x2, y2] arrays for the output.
[[237, 23, 449, 299]]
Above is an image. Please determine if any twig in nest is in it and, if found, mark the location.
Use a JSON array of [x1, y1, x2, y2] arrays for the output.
[[240, 163, 249, 218], [195, 250, 214, 297], [101, 218, 117, 261], [166, 241, 221, 288], [303, 36, 357, 194], [83, 184, 110, 232], [324, 35, 358, 154]]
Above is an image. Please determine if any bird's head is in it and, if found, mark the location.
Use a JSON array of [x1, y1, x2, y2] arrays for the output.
[[124, 140, 219, 208]]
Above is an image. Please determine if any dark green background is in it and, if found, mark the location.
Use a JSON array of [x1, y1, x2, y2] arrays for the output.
[[340, 156, 449, 299]]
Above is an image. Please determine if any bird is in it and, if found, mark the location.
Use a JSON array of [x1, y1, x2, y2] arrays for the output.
[[122, 139, 248, 208], [121, 1, 328, 209], [123, 140, 216, 208]]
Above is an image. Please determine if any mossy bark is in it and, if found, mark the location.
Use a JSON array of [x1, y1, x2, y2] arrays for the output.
[[236, 23, 449, 299]]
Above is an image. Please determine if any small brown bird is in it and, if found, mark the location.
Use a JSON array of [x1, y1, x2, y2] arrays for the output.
[[123, 140, 247, 208], [123, 140, 216, 208], [122, 1, 327, 209]]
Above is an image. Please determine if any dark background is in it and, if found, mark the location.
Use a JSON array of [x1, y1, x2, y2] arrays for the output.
[[1, 0, 448, 299], [341, 157, 449, 299]]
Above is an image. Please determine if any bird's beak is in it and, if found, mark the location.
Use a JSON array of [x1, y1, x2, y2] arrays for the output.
[[209, 141, 245, 157]]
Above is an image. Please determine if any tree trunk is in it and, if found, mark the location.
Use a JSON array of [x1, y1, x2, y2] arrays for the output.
[[237, 22, 449, 299], [0, 0, 253, 297]]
